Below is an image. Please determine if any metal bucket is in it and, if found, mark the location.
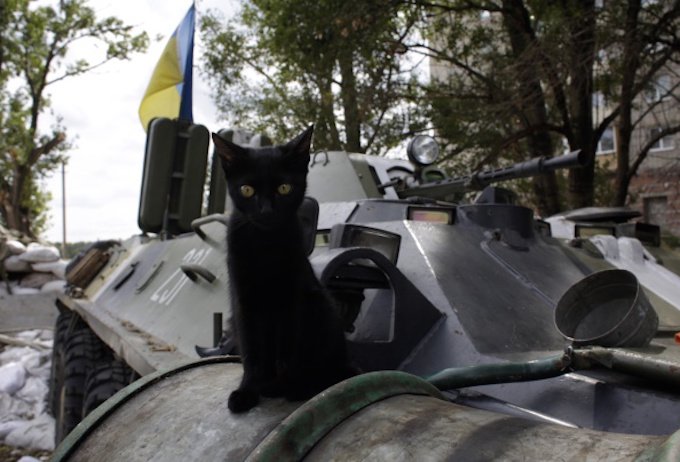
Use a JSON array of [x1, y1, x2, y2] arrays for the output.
[[554, 269, 659, 347], [51, 357, 672, 461]]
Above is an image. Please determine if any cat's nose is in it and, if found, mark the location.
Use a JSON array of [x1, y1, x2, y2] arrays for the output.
[[259, 200, 273, 215]]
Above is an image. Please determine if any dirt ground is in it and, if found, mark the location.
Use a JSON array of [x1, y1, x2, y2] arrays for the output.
[[0, 444, 51, 462]]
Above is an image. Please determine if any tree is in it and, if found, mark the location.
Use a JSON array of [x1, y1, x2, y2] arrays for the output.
[[601, 0, 680, 206], [414, 1, 598, 215], [200, 0, 427, 154], [0, 0, 147, 237], [414, 0, 679, 213]]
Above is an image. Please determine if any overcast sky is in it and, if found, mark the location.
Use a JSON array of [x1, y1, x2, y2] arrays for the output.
[[42, 0, 234, 243]]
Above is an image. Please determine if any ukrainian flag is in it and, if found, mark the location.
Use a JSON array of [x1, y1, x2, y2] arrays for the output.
[[138, 4, 195, 131]]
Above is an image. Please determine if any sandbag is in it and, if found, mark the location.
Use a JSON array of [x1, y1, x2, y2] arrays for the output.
[[4, 413, 55, 451], [31, 259, 68, 278], [40, 280, 66, 293], [8, 287, 41, 295], [0, 420, 22, 440], [19, 272, 60, 289], [0, 362, 27, 395], [0, 329, 55, 452], [6, 240, 26, 255], [18, 243, 60, 263], [4, 255, 32, 273]]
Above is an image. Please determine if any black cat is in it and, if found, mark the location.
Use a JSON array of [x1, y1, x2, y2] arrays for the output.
[[212, 125, 355, 413]]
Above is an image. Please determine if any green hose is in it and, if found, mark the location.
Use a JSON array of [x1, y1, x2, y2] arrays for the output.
[[246, 371, 445, 462], [426, 352, 573, 390], [426, 346, 680, 392]]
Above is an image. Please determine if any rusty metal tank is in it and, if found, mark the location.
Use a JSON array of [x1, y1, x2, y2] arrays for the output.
[[51, 357, 679, 461]]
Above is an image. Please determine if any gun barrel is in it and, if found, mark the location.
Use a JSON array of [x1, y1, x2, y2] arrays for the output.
[[476, 150, 585, 183], [399, 150, 584, 199], [542, 150, 586, 170]]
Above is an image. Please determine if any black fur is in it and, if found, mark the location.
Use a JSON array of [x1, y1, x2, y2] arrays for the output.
[[213, 126, 354, 413]]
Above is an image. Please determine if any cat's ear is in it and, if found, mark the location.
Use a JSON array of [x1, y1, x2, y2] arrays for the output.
[[287, 125, 314, 156], [212, 132, 247, 172], [284, 125, 314, 169]]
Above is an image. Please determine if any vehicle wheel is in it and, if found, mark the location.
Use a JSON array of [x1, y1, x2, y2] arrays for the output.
[[47, 310, 83, 416], [54, 324, 112, 444], [82, 359, 136, 417]]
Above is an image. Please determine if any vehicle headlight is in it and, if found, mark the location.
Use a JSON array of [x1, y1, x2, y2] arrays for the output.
[[407, 135, 440, 166]]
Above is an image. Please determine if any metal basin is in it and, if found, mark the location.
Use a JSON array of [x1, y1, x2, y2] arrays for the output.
[[555, 269, 659, 347]]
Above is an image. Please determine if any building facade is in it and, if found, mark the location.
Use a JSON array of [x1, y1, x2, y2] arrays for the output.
[[596, 66, 680, 237]]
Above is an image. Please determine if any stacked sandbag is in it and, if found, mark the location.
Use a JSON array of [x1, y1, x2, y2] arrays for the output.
[[1, 238, 68, 296], [0, 329, 55, 451]]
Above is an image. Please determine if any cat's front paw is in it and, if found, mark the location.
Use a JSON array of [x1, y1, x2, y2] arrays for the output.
[[228, 389, 259, 413]]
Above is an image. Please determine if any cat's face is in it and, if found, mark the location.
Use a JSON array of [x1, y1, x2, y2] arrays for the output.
[[212, 126, 313, 228]]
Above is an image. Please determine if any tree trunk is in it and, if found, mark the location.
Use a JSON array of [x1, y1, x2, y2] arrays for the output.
[[613, 0, 642, 207], [565, 1, 597, 209], [1, 135, 64, 237], [316, 76, 342, 150], [614, 121, 632, 206], [1, 196, 32, 237], [338, 49, 362, 153], [502, 0, 561, 216], [2, 165, 34, 237]]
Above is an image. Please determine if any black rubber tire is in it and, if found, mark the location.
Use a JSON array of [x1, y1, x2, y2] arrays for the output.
[[47, 310, 83, 416], [82, 359, 136, 417], [54, 323, 112, 444]]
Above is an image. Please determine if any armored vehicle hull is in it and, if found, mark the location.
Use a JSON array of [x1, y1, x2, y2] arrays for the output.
[[50, 126, 680, 459]]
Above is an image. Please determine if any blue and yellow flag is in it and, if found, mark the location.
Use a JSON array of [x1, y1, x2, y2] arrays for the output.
[[138, 4, 195, 131]]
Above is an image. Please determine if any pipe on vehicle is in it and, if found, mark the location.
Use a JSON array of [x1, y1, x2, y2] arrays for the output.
[[426, 346, 680, 392], [426, 352, 572, 390], [247, 370, 445, 461]]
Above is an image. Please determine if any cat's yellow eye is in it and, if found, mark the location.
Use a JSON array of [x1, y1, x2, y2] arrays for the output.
[[240, 185, 255, 198], [277, 183, 292, 195]]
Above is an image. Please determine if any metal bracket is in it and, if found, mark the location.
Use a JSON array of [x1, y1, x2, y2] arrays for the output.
[[181, 264, 216, 283], [191, 214, 229, 241]]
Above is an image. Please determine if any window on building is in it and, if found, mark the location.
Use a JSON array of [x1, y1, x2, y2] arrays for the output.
[[649, 127, 674, 151], [644, 74, 671, 103], [597, 126, 616, 154]]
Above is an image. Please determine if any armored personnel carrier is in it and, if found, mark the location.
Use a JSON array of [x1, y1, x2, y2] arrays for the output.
[[546, 207, 680, 302], [50, 119, 680, 460]]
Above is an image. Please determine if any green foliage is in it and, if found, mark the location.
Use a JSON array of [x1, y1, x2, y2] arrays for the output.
[[419, 0, 679, 211], [22, 177, 53, 237], [200, 0, 678, 213], [200, 0, 428, 154], [422, 5, 525, 161], [0, 0, 148, 237]]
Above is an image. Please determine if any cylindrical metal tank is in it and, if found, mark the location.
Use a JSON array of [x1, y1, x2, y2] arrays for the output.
[[52, 357, 677, 461]]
